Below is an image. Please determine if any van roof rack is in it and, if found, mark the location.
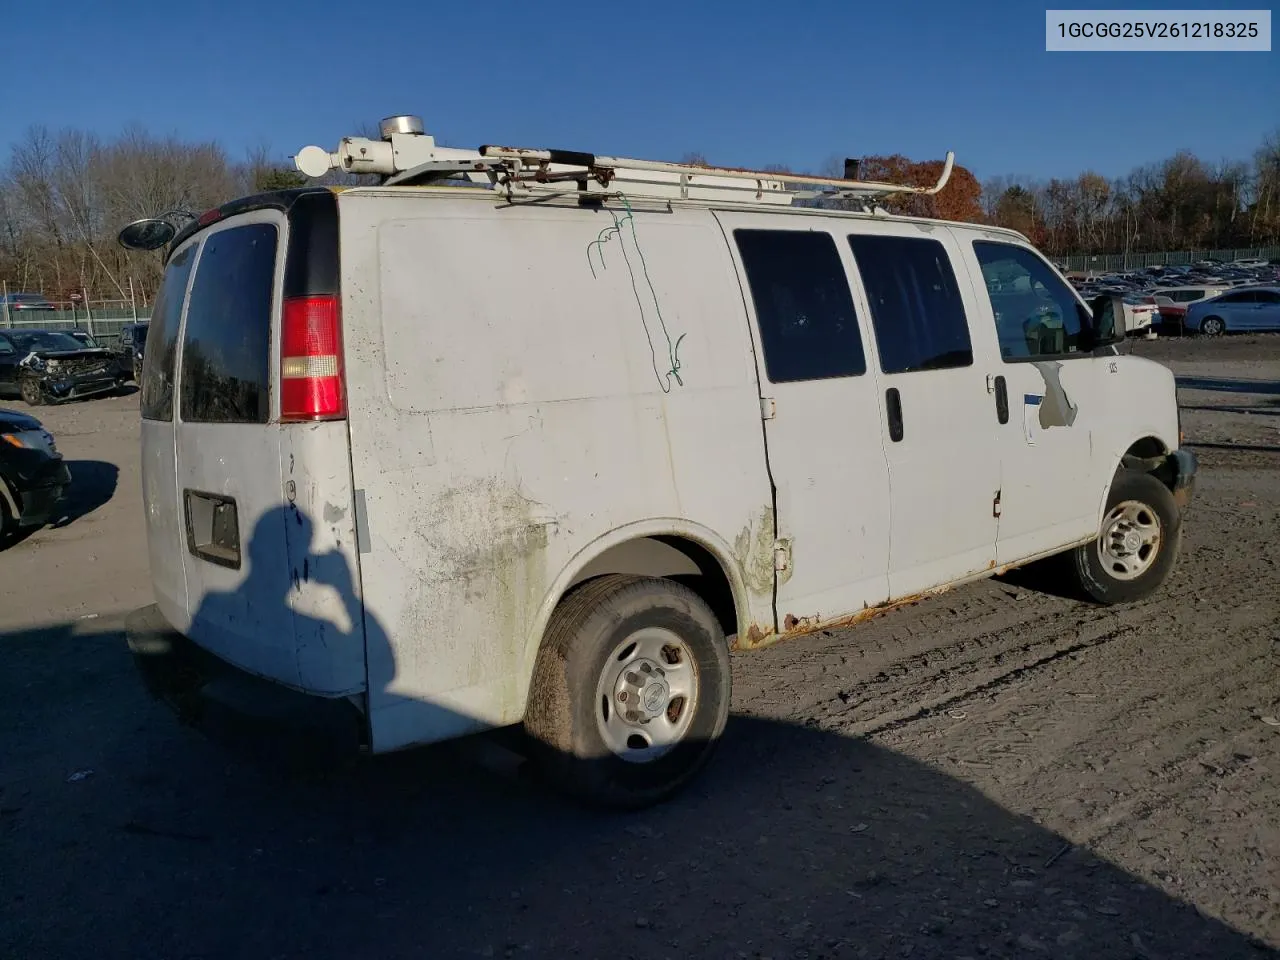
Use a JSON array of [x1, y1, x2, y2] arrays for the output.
[[294, 115, 956, 209]]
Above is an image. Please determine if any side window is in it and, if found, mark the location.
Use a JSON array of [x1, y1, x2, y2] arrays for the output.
[[1257, 291, 1280, 304], [972, 241, 1093, 361], [140, 243, 198, 421], [1216, 292, 1252, 304], [0, 336, 14, 355], [734, 229, 867, 383], [180, 223, 278, 424], [848, 234, 972, 374]]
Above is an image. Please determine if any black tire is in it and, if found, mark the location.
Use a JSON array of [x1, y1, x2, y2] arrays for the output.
[[1199, 315, 1225, 337], [1069, 469, 1181, 605], [524, 574, 731, 809], [19, 377, 44, 406]]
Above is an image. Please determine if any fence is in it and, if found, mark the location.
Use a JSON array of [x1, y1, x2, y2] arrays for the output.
[[0, 314, 151, 349], [1058, 245, 1280, 274], [1, 282, 150, 349]]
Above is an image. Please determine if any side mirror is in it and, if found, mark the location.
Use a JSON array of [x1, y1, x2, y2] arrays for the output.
[[117, 218, 177, 251], [1088, 294, 1123, 349]]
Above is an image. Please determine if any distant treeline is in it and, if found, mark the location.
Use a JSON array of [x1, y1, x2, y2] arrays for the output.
[[3, 123, 1277, 302]]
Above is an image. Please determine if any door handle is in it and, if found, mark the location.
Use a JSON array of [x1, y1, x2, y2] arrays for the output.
[[994, 375, 1009, 424], [885, 387, 903, 442]]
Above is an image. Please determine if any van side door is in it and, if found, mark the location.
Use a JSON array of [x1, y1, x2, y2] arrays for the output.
[[844, 226, 1001, 598], [716, 213, 893, 624], [961, 237, 1101, 564]]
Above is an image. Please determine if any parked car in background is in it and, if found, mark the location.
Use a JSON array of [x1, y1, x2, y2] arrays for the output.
[[1232, 258, 1268, 268], [1150, 285, 1230, 332], [0, 406, 71, 545], [1152, 285, 1229, 306], [0, 328, 125, 405], [1120, 294, 1159, 333], [0, 292, 56, 314], [1184, 286, 1280, 336], [115, 322, 150, 381]]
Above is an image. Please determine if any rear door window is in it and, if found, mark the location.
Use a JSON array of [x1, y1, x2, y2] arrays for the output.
[[179, 223, 278, 424], [140, 243, 198, 421], [848, 234, 972, 374]]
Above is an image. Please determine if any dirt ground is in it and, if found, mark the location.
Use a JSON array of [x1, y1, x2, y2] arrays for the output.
[[2, 338, 1278, 960]]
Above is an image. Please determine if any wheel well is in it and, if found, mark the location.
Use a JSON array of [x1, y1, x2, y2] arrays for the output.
[[565, 535, 738, 640], [1120, 436, 1176, 490], [1123, 436, 1168, 463]]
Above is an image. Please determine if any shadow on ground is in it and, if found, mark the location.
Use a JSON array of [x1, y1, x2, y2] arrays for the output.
[[1178, 403, 1280, 416], [1176, 376, 1280, 395], [1187, 441, 1280, 454], [43, 459, 119, 529], [993, 553, 1094, 603], [2, 618, 1273, 960]]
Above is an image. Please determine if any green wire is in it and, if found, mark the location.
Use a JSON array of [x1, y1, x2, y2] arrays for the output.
[[586, 194, 686, 393]]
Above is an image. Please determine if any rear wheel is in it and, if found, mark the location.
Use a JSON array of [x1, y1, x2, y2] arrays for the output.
[[1199, 315, 1225, 337], [524, 574, 731, 809], [19, 377, 44, 406], [1068, 469, 1181, 605]]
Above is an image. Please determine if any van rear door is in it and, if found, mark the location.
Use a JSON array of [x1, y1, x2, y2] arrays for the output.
[[168, 202, 365, 696], [171, 213, 301, 686]]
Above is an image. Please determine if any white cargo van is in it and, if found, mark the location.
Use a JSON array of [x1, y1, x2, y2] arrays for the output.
[[121, 117, 1196, 808]]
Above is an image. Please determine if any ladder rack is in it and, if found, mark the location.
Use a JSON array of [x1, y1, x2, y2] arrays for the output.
[[293, 115, 956, 209]]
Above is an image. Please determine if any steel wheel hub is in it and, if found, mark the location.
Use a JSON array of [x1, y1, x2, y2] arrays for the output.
[[615, 658, 671, 722], [595, 627, 698, 763], [1098, 499, 1162, 581]]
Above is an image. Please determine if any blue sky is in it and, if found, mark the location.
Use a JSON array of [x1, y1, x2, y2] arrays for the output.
[[3, 0, 1276, 183]]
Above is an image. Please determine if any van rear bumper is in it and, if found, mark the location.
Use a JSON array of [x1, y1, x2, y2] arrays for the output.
[[125, 604, 367, 756]]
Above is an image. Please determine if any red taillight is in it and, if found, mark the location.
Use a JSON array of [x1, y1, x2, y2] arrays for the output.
[[198, 207, 222, 226], [280, 295, 345, 422]]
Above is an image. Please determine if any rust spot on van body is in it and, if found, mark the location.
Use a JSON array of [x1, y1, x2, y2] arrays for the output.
[[736, 590, 947, 652]]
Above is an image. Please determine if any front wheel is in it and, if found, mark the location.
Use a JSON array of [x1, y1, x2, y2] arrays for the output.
[[19, 377, 44, 406], [1199, 315, 1225, 337], [524, 574, 731, 809], [1069, 470, 1181, 605]]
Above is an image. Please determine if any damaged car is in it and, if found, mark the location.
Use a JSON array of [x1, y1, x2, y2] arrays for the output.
[[0, 406, 71, 544], [0, 328, 127, 406]]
